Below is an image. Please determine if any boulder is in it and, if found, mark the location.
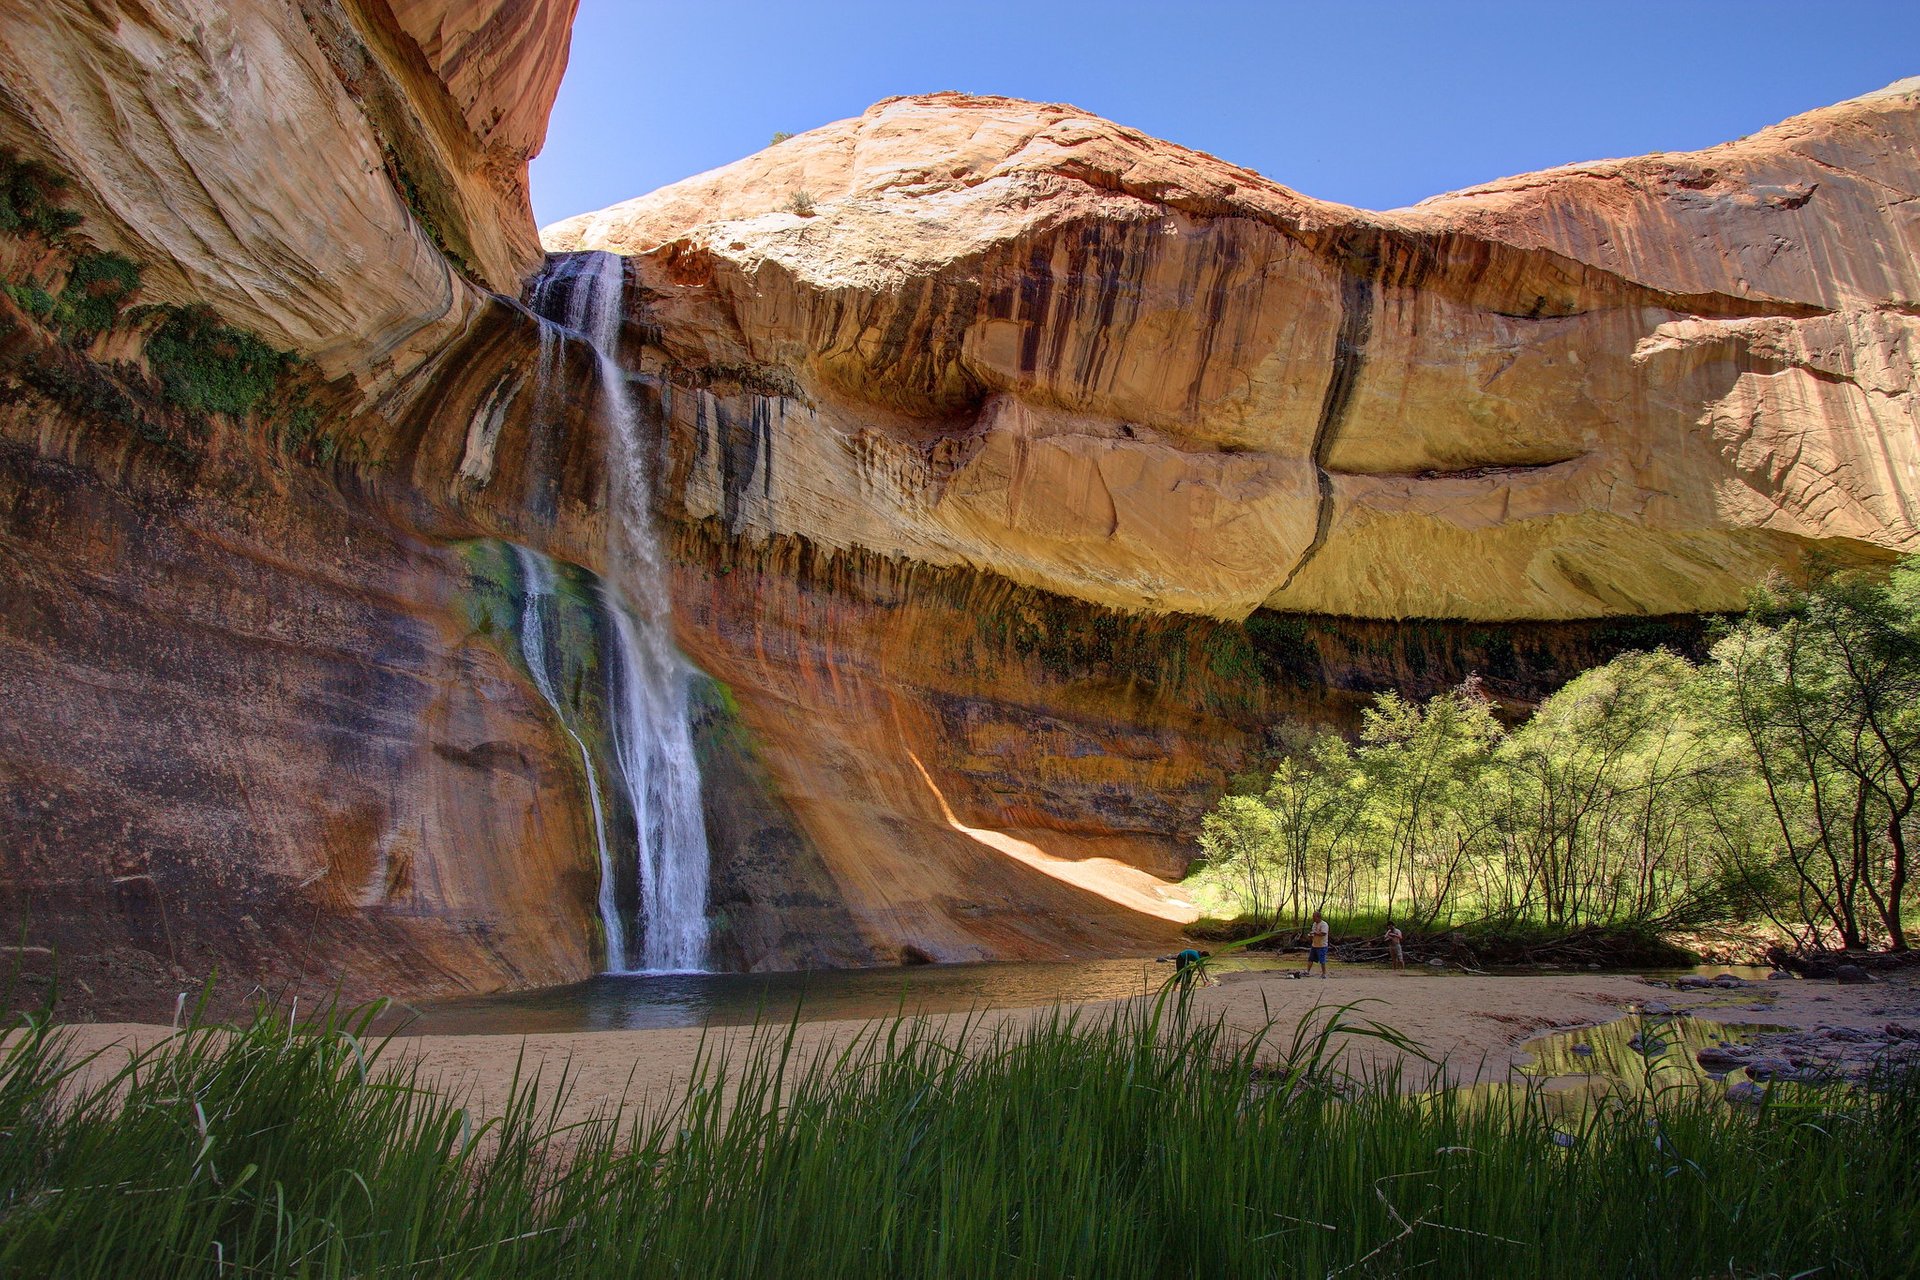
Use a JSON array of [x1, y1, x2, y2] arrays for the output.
[[1696, 1045, 1751, 1071]]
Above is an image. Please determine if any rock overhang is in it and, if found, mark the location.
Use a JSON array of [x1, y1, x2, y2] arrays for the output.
[[540, 85, 1920, 623]]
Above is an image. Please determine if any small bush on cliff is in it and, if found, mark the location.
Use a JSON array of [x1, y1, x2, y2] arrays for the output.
[[54, 250, 141, 337], [0, 150, 81, 241], [786, 189, 817, 217], [1, 281, 55, 318], [143, 304, 292, 418]]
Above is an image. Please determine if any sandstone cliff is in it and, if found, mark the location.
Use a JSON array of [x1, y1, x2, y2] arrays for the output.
[[0, 0, 598, 1011], [549, 84, 1920, 980], [2, 2, 1915, 1014], [550, 85, 1920, 621]]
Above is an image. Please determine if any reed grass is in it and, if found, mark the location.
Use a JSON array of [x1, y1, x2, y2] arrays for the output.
[[1, 991, 1913, 1278]]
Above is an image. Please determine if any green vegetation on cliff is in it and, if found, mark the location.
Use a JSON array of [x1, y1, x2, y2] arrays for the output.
[[0, 148, 333, 462], [1, 997, 1914, 1277], [53, 250, 140, 337], [0, 151, 81, 240], [142, 304, 292, 418]]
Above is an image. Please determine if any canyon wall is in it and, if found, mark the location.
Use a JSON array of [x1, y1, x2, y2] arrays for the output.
[[549, 85, 1920, 983], [0, 0, 601, 1014], [1, 2, 1915, 1013], [550, 86, 1920, 623]]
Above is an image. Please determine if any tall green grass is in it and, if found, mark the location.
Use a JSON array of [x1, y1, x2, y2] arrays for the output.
[[1, 993, 1913, 1277]]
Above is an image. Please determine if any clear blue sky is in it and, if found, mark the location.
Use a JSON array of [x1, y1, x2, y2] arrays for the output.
[[530, 1, 1919, 229]]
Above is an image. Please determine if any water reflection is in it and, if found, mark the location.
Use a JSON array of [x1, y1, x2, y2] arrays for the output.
[[1520, 1016, 1789, 1088], [393, 956, 1298, 1037], [389, 958, 1790, 1040]]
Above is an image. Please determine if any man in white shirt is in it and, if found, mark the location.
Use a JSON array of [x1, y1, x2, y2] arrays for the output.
[[1306, 909, 1330, 978]]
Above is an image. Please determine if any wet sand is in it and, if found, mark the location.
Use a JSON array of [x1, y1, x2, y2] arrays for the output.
[[45, 967, 1919, 1129]]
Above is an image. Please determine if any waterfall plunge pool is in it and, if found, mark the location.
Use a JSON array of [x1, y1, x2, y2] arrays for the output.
[[386, 958, 1771, 1037], [391, 956, 1306, 1036]]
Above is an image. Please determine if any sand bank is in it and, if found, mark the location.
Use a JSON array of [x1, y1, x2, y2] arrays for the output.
[[45, 968, 1918, 1129]]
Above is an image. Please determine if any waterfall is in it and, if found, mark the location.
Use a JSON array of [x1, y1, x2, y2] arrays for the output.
[[527, 251, 711, 974], [513, 545, 625, 969]]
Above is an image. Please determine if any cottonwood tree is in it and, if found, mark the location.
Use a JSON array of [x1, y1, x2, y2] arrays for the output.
[[1355, 679, 1502, 927], [1494, 649, 1731, 929], [1258, 737, 1363, 926], [1197, 796, 1285, 927], [1190, 559, 1920, 952], [1713, 562, 1920, 950]]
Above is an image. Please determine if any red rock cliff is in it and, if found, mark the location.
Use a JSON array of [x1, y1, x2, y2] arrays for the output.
[[2, 4, 1915, 1013]]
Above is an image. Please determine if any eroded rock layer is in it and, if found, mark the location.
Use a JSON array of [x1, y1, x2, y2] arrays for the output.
[[552, 86, 1920, 621], [0, 0, 599, 1014]]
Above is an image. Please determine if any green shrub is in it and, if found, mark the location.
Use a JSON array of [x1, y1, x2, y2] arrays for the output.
[[1, 281, 54, 318], [143, 304, 292, 417], [0, 150, 81, 241], [54, 250, 141, 336]]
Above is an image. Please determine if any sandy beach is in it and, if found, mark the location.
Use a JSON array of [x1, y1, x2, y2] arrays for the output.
[[41, 967, 1920, 1131]]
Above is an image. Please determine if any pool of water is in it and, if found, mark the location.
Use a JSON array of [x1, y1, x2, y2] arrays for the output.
[[390, 955, 1305, 1036], [387, 957, 1787, 1038], [1519, 1015, 1790, 1088]]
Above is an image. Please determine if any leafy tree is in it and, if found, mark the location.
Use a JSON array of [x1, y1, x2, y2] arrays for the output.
[[1711, 562, 1920, 949], [1189, 558, 1920, 953], [1259, 736, 1362, 926], [1495, 649, 1731, 929], [1355, 679, 1501, 926], [1196, 796, 1284, 927]]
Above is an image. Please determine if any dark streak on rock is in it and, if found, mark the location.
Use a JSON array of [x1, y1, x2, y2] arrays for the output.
[[1184, 230, 1244, 414], [716, 395, 778, 533], [1017, 239, 1054, 377], [1277, 243, 1377, 593]]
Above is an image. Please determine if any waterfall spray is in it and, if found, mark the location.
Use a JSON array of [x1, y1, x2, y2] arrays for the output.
[[527, 251, 711, 973]]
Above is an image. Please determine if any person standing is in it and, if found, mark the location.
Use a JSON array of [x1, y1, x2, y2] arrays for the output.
[[1305, 909, 1330, 979], [1384, 921, 1405, 971]]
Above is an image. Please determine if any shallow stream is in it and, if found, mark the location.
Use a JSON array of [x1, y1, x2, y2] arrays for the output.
[[1518, 1015, 1790, 1089], [392, 956, 1291, 1035], [391, 957, 1773, 1038]]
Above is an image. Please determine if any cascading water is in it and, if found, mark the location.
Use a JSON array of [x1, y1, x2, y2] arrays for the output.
[[527, 251, 711, 974], [512, 545, 625, 969]]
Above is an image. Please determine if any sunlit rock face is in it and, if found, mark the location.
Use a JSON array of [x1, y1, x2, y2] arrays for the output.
[[2, 0, 1915, 1016], [549, 84, 1920, 622], [0, 0, 574, 381], [0, 1, 597, 1014]]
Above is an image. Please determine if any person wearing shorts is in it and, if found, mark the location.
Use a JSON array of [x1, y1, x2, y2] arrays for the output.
[[1305, 909, 1330, 978], [1384, 922, 1405, 970]]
